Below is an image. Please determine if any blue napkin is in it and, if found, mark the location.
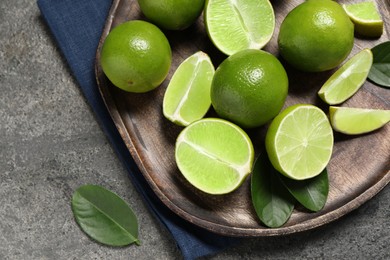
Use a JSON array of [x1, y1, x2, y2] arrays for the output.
[[37, 0, 240, 259]]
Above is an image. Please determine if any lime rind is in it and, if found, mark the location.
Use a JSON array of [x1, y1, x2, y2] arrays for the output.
[[329, 106, 390, 135], [342, 1, 383, 37], [163, 51, 215, 126], [318, 49, 373, 105], [175, 118, 254, 195], [266, 105, 334, 180], [205, 0, 275, 56]]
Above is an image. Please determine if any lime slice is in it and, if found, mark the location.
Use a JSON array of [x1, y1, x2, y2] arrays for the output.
[[343, 1, 383, 38], [175, 118, 254, 194], [318, 49, 373, 105], [204, 0, 275, 56], [329, 106, 390, 135], [265, 104, 334, 180], [163, 51, 215, 126]]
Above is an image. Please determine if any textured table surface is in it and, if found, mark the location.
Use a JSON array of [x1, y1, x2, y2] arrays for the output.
[[0, 1, 389, 259]]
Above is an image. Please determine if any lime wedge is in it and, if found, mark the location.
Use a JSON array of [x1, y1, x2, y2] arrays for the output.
[[204, 0, 275, 56], [343, 1, 383, 38], [163, 51, 215, 126], [265, 104, 334, 180], [318, 49, 373, 105], [329, 106, 390, 135], [175, 118, 254, 195]]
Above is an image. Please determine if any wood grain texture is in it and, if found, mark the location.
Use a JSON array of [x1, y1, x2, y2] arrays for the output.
[[95, 0, 390, 236]]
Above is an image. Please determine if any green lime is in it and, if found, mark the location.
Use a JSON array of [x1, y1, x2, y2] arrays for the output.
[[211, 49, 288, 128], [318, 49, 373, 105], [163, 51, 215, 126], [137, 0, 205, 30], [265, 104, 334, 180], [204, 0, 275, 56], [343, 1, 383, 38], [100, 20, 171, 93], [175, 118, 254, 195], [278, 0, 354, 72], [329, 106, 390, 135]]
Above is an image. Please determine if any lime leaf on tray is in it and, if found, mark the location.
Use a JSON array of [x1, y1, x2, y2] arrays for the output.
[[251, 152, 295, 228], [279, 169, 329, 212], [368, 41, 390, 88], [71, 185, 140, 246]]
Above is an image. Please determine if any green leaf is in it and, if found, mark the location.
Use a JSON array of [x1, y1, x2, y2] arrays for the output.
[[368, 41, 390, 88], [280, 169, 329, 212], [251, 152, 295, 228], [71, 185, 140, 246]]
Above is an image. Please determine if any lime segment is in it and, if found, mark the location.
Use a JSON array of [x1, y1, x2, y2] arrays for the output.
[[175, 118, 254, 194], [343, 1, 383, 38], [329, 106, 390, 135], [205, 0, 275, 56], [318, 49, 373, 105], [265, 105, 334, 180], [163, 51, 215, 126]]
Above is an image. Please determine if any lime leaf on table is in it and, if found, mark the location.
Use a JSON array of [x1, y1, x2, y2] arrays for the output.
[[265, 104, 334, 181], [175, 118, 254, 195], [329, 106, 390, 135], [318, 49, 373, 105], [71, 185, 140, 246], [279, 168, 329, 212], [342, 1, 383, 38], [368, 41, 390, 88], [163, 51, 215, 126], [204, 0, 275, 56], [251, 152, 295, 228]]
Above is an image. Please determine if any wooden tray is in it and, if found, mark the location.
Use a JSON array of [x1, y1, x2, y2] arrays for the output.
[[95, 0, 390, 237]]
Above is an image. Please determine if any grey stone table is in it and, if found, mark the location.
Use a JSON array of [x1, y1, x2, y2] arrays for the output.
[[0, 1, 389, 259]]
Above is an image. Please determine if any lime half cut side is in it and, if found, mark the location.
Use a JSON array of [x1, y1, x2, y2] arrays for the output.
[[318, 49, 373, 105], [163, 51, 215, 126], [343, 1, 383, 38], [329, 106, 390, 135], [265, 104, 334, 180], [205, 0, 275, 56], [175, 118, 254, 195]]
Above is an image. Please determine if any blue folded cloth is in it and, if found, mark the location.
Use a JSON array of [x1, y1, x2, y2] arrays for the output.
[[37, 0, 240, 259]]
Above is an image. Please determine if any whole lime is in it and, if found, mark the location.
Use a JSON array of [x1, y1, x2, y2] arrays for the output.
[[100, 20, 172, 93], [278, 0, 354, 72], [137, 0, 205, 30], [211, 49, 288, 129]]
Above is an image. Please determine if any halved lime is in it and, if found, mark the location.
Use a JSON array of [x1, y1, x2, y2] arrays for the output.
[[175, 118, 254, 195], [265, 104, 334, 180], [204, 0, 275, 56], [318, 49, 373, 105], [329, 106, 390, 135], [343, 1, 383, 38], [163, 51, 215, 126]]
